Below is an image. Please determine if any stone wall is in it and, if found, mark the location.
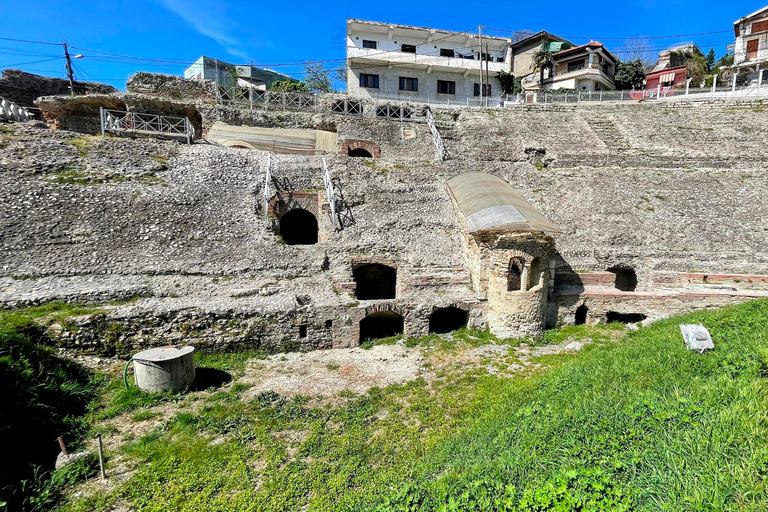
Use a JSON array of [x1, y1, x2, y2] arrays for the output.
[[2, 97, 768, 353], [0, 69, 117, 108]]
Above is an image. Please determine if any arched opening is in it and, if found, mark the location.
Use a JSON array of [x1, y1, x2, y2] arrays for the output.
[[608, 267, 637, 292], [354, 264, 397, 300], [428, 307, 469, 334], [508, 258, 524, 291], [359, 312, 404, 342], [529, 258, 542, 289], [349, 148, 373, 158], [575, 304, 588, 325], [606, 311, 647, 324], [279, 208, 318, 245]]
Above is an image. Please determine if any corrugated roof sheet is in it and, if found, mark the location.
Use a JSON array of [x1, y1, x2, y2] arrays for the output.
[[447, 172, 561, 233]]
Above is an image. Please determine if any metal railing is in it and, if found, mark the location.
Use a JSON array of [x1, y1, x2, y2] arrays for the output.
[[262, 154, 272, 226], [321, 157, 338, 230], [425, 108, 447, 162], [100, 108, 195, 143], [0, 97, 31, 122]]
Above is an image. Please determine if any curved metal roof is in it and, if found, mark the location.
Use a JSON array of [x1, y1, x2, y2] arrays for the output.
[[447, 172, 561, 233]]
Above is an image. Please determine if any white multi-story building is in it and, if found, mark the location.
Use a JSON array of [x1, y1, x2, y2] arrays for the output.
[[346, 19, 511, 104], [732, 5, 768, 77]]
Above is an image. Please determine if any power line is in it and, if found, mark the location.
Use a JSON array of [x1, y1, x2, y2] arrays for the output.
[[482, 27, 733, 40], [0, 36, 62, 46], [0, 57, 62, 68]]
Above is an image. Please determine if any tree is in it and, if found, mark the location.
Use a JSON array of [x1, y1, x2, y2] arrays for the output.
[[271, 80, 308, 93], [531, 48, 554, 86], [705, 48, 716, 71], [615, 37, 655, 70], [304, 62, 334, 93], [686, 55, 709, 87], [497, 70, 518, 95], [614, 59, 646, 90]]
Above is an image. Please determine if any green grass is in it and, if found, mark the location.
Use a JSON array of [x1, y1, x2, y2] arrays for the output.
[[66, 137, 91, 156], [59, 299, 768, 511]]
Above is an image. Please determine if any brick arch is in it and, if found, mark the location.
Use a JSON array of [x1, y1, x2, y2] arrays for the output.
[[271, 191, 319, 218], [340, 139, 381, 158]]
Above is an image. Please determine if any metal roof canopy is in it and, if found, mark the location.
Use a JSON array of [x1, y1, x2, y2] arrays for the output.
[[447, 172, 561, 233]]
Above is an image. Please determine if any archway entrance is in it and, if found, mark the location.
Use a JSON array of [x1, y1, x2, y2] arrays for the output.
[[353, 264, 397, 300], [428, 307, 468, 334], [575, 304, 588, 325], [508, 258, 524, 291], [279, 208, 318, 245], [349, 148, 373, 158], [606, 311, 646, 324], [359, 312, 404, 342], [608, 267, 637, 292]]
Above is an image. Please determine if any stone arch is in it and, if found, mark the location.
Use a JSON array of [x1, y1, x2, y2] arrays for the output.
[[508, 257, 525, 291], [221, 139, 256, 149], [279, 208, 318, 245], [428, 306, 469, 334], [341, 139, 381, 158], [359, 311, 404, 342]]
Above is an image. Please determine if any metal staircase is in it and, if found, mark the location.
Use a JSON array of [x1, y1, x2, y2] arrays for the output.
[[425, 107, 447, 161]]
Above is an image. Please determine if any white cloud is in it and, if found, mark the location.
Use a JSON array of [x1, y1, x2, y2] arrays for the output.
[[159, 0, 249, 60]]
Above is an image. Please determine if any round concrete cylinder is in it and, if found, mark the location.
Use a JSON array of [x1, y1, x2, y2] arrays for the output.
[[133, 346, 195, 393]]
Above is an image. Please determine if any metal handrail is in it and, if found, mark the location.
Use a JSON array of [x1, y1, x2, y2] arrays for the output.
[[322, 157, 338, 230], [100, 108, 195, 144], [425, 108, 447, 162], [0, 97, 31, 122]]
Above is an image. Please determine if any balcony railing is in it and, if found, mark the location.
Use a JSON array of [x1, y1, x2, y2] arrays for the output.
[[348, 46, 506, 73]]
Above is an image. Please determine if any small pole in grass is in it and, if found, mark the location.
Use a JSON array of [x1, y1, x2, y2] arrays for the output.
[[97, 434, 106, 481], [56, 436, 69, 456]]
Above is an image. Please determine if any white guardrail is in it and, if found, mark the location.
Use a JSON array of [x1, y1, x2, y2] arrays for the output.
[[0, 97, 31, 122]]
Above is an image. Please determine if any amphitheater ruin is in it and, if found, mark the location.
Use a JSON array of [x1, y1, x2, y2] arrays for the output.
[[1, 71, 767, 354]]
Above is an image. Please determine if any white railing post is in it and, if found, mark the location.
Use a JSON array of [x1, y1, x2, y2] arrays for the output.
[[263, 155, 272, 226], [686, 79, 691, 95], [322, 157, 337, 230], [99, 107, 105, 138], [712, 75, 717, 93]]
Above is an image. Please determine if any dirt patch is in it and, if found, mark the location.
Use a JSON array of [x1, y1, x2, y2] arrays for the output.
[[241, 343, 428, 399]]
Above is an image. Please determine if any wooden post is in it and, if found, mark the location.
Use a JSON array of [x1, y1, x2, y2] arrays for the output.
[[97, 434, 106, 481]]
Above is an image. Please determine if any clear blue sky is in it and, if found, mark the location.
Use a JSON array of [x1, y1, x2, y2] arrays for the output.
[[1, 0, 763, 89]]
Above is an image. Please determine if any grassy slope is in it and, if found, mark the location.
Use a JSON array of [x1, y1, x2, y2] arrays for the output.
[[63, 300, 768, 512]]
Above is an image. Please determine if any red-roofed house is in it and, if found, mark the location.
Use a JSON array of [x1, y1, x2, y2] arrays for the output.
[[523, 41, 618, 91], [645, 65, 688, 91]]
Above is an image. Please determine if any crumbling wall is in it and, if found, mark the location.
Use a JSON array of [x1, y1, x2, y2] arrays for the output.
[[0, 69, 117, 108], [126, 72, 218, 103]]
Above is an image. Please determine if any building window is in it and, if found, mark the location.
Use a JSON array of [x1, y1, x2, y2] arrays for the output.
[[752, 20, 768, 33], [567, 59, 586, 72], [401, 44, 417, 53], [359, 73, 379, 88], [399, 77, 418, 92], [362, 40, 377, 49], [747, 39, 759, 58], [440, 48, 455, 58], [473, 83, 491, 97], [437, 80, 455, 94]]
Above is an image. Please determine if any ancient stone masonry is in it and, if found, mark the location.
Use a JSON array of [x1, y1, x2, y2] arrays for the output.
[[3, 77, 768, 352], [0, 70, 117, 109]]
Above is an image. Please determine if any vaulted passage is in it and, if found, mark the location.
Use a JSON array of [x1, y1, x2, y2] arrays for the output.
[[428, 307, 468, 334], [349, 148, 372, 158], [609, 267, 638, 292], [508, 258, 524, 291], [575, 304, 589, 325], [359, 312, 404, 342], [606, 311, 647, 324], [354, 264, 397, 300], [279, 208, 318, 245]]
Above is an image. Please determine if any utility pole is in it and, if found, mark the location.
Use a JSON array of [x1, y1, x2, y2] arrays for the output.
[[62, 41, 75, 96], [485, 42, 490, 107], [478, 25, 483, 106]]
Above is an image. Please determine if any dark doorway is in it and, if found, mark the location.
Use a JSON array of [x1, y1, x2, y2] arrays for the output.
[[508, 258, 524, 291], [575, 304, 588, 325], [349, 148, 373, 158], [529, 258, 541, 288], [606, 311, 647, 324], [359, 312, 404, 342], [279, 208, 318, 245], [428, 307, 469, 334], [353, 264, 397, 300], [608, 267, 638, 292]]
